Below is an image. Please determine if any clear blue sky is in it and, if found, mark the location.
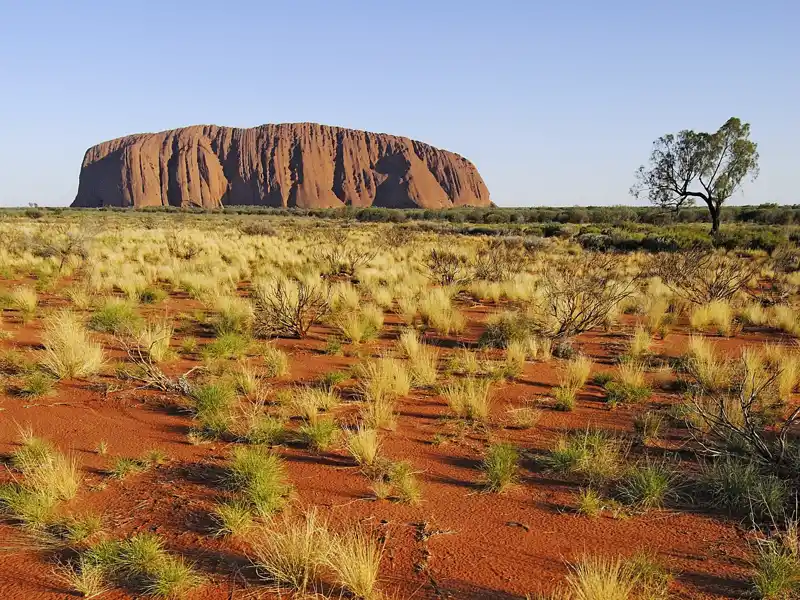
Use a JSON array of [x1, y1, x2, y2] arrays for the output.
[[0, 0, 797, 207]]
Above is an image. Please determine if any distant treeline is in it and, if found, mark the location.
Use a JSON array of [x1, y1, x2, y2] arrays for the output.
[[6, 204, 799, 253], [10, 203, 800, 226]]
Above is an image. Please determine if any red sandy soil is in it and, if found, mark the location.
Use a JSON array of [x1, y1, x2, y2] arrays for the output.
[[0, 288, 791, 600]]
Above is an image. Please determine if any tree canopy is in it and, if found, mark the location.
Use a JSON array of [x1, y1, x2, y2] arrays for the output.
[[631, 117, 759, 232]]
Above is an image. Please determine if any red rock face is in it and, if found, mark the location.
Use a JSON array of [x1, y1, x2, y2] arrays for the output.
[[72, 123, 491, 209]]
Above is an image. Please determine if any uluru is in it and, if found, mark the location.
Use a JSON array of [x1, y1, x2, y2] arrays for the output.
[[71, 123, 491, 209]]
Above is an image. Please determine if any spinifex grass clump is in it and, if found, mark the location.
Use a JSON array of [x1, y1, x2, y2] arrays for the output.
[[397, 329, 439, 386], [690, 300, 735, 336], [262, 344, 290, 377], [355, 357, 411, 402], [544, 429, 622, 485], [481, 442, 519, 492], [89, 297, 139, 334], [248, 509, 384, 598], [42, 311, 105, 379], [134, 318, 175, 363], [750, 538, 800, 600], [298, 416, 340, 451], [698, 459, 788, 522], [615, 460, 677, 510], [211, 294, 254, 335], [8, 286, 38, 322], [625, 326, 652, 362], [0, 431, 81, 527], [335, 304, 384, 344], [552, 355, 592, 411], [479, 310, 536, 348], [201, 332, 251, 360], [563, 553, 673, 600], [683, 335, 731, 393], [227, 446, 293, 517], [62, 533, 203, 599], [346, 426, 382, 469], [604, 362, 652, 406], [190, 382, 237, 438], [443, 377, 492, 422], [290, 386, 341, 422], [633, 410, 664, 445]]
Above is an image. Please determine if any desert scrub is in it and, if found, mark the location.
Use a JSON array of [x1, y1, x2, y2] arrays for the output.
[[633, 410, 664, 445], [253, 277, 331, 339], [262, 344, 290, 377], [89, 297, 139, 333], [227, 446, 293, 516], [544, 429, 622, 485], [201, 332, 250, 360], [443, 377, 492, 422], [355, 357, 411, 402], [68, 533, 202, 599], [397, 329, 438, 386], [698, 459, 788, 522], [42, 311, 105, 379], [190, 383, 237, 438], [0, 432, 81, 526], [615, 460, 677, 510], [346, 426, 382, 468], [482, 442, 519, 492], [604, 363, 652, 406], [479, 310, 536, 348], [7, 285, 38, 322], [298, 416, 340, 451]]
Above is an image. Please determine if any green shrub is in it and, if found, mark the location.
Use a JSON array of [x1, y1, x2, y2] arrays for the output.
[[481, 442, 519, 492], [615, 461, 677, 510], [543, 430, 621, 485]]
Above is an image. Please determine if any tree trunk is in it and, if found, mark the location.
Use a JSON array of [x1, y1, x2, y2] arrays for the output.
[[708, 203, 721, 234]]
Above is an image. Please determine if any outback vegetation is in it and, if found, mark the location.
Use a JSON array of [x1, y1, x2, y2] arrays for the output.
[[0, 208, 799, 599]]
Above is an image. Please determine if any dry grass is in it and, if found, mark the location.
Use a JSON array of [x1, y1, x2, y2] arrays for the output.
[[690, 300, 735, 336], [134, 318, 174, 363], [346, 427, 381, 467], [685, 335, 731, 393], [443, 377, 492, 422], [397, 329, 438, 386], [328, 526, 383, 599], [561, 355, 592, 391], [41, 311, 105, 379], [355, 357, 411, 402], [262, 344, 290, 377], [8, 286, 38, 322], [250, 509, 331, 592], [565, 555, 638, 600], [627, 326, 652, 360]]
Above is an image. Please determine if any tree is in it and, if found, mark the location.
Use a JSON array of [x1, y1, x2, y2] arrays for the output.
[[631, 117, 759, 233]]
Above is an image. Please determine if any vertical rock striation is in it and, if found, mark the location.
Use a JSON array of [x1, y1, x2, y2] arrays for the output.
[[72, 123, 491, 209]]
